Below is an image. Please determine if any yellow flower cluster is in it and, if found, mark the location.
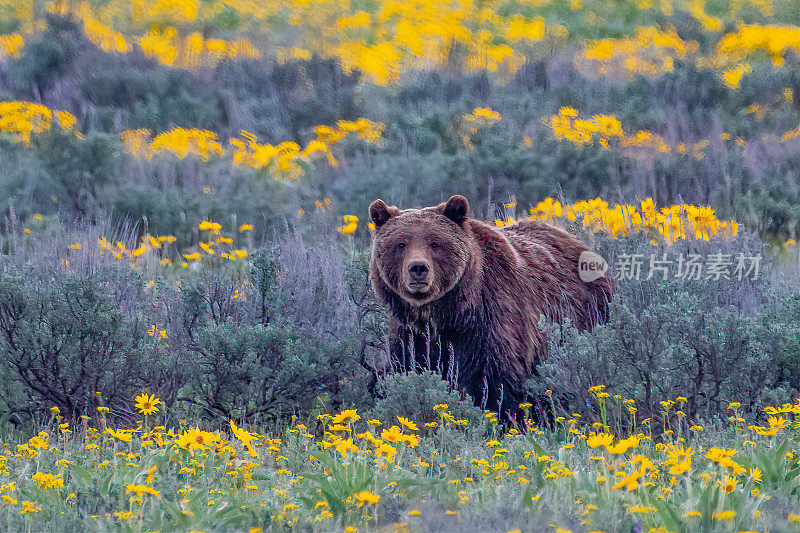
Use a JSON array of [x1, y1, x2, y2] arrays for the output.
[[4, 384, 800, 530], [574, 9, 800, 87], [174, 427, 220, 452], [139, 27, 178, 65], [459, 106, 502, 148], [721, 62, 752, 88], [548, 107, 628, 147], [717, 24, 800, 67], [138, 128, 224, 162], [581, 26, 699, 78], [338, 215, 359, 234], [546, 106, 749, 158], [464, 107, 501, 125], [64, 2, 129, 53], [32, 472, 63, 489], [6, 0, 800, 88], [337, 193, 737, 244], [274, 46, 312, 63], [521, 196, 738, 244], [781, 124, 800, 142], [119, 129, 151, 159], [0, 101, 77, 145], [0, 33, 23, 57], [330, 0, 562, 84], [749, 415, 790, 437], [47, 1, 258, 67], [705, 447, 745, 475], [337, 41, 403, 86], [336, 10, 371, 30], [505, 15, 546, 43], [140, 28, 261, 67], [586, 432, 640, 454], [136, 0, 199, 22], [120, 119, 383, 180], [64, 221, 254, 277], [96, 233, 177, 263], [231, 119, 384, 181], [125, 483, 161, 499], [184, 32, 261, 66], [183, 220, 248, 263], [689, 0, 722, 32]]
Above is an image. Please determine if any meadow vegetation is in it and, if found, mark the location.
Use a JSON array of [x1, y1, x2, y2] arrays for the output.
[[2, 0, 800, 531]]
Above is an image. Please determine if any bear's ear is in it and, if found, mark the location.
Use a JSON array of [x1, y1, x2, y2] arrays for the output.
[[369, 199, 398, 230], [441, 195, 469, 225]]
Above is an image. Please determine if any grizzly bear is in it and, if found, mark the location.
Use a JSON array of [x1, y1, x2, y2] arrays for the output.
[[368, 195, 614, 420]]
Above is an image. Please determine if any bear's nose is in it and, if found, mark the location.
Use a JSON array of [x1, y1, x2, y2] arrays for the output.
[[408, 262, 429, 282]]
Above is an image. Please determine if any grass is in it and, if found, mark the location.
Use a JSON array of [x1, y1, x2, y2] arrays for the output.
[[2, 389, 800, 532]]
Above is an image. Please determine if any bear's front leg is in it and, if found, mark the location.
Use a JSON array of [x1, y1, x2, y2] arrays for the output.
[[388, 318, 453, 379], [388, 317, 423, 373]]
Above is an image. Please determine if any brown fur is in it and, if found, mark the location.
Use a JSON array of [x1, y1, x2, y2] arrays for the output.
[[368, 195, 615, 418]]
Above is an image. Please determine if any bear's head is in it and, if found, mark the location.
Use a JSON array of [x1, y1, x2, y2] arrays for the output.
[[369, 195, 472, 306]]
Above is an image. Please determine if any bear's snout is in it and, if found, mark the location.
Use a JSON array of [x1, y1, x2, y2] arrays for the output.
[[408, 262, 429, 283], [403, 250, 434, 295]]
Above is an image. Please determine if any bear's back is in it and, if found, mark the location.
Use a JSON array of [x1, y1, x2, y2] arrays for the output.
[[498, 220, 614, 330]]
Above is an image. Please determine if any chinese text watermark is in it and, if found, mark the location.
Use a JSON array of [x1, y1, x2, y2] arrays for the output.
[[612, 252, 762, 281]]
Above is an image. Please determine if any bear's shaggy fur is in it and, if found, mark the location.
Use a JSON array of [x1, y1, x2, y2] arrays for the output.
[[368, 195, 614, 418]]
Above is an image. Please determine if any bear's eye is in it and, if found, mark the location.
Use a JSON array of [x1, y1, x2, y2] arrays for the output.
[[397, 242, 406, 251], [430, 242, 439, 250]]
